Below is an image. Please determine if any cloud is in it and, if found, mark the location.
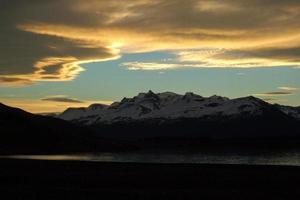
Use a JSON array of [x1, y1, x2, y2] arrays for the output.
[[262, 98, 276, 102], [41, 97, 84, 103], [121, 59, 292, 70], [121, 62, 182, 70], [277, 86, 299, 91], [175, 48, 300, 68], [255, 85, 299, 97], [262, 98, 289, 104], [2, 0, 300, 85], [121, 61, 230, 70], [255, 91, 294, 97], [0, 0, 121, 86], [0, 77, 34, 87]]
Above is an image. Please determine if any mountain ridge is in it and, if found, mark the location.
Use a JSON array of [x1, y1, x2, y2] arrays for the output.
[[58, 91, 300, 125], [1, 99, 300, 152]]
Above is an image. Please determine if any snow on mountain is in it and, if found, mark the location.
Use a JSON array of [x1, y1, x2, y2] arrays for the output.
[[275, 104, 300, 120], [60, 104, 109, 121], [58, 91, 299, 125]]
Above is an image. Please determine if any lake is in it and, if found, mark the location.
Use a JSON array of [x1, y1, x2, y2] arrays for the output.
[[2, 150, 300, 166]]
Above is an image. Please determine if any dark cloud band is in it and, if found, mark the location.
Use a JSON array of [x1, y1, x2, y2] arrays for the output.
[[41, 97, 84, 103], [1, 0, 300, 86]]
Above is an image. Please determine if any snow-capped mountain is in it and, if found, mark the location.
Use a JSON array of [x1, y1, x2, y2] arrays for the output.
[[58, 91, 299, 125]]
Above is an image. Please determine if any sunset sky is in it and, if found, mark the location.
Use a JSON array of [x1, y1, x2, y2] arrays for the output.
[[1, 0, 300, 112]]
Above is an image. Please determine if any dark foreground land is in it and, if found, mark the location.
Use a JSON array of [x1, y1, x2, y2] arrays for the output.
[[1, 159, 300, 199]]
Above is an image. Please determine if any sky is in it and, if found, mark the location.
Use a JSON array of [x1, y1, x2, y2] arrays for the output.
[[0, 0, 300, 112]]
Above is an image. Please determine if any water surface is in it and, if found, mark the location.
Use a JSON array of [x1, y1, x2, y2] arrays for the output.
[[2, 151, 300, 166]]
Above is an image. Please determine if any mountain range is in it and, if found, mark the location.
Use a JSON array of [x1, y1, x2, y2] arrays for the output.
[[56, 91, 300, 138], [59, 91, 300, 124], [1, 91, 300, 154]]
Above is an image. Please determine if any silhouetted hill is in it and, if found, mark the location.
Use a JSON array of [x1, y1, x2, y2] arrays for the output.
[[0, 103, 123, 154]]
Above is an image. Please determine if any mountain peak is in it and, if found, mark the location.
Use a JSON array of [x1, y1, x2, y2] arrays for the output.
[[234, 96, 267, 105], [184, 92, 200, 97], [136, 90, 156, 98], [243, 95, 262, 101], [208, 95, 230, 101], [147, 89, 155, 94], [144, 90, 158, 98], [157, 91, 178, 97], [88, 103, 109, 110]]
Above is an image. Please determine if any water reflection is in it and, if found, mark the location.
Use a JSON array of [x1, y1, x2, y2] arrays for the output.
[[1, 151, 300, 166]]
